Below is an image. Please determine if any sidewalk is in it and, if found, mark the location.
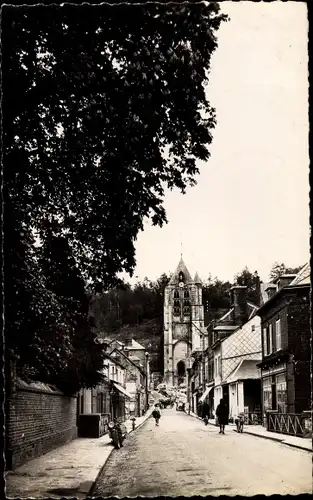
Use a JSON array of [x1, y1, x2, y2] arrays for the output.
[[5, 408, 153, 499], [186, 412, 312, 453]]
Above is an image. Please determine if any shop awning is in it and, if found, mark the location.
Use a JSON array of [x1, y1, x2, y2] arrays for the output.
[[226, 360, 261, 384], [199, 382, 214, 403], [113, 383, 132, 399]]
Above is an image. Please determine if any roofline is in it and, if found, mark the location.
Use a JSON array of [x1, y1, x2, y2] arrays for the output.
[[257, 283, 310, 314], [104, 353, 125, 369], [109, 347, 145, 375]]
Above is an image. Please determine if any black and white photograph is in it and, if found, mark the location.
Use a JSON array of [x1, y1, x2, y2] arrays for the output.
[[3, 0, 311, 497]]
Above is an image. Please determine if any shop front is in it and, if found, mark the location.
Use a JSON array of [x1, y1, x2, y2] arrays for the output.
[[111, 382, 132, 422]]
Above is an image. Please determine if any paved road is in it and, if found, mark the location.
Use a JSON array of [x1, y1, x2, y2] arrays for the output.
[[93, 408, 312, 497]]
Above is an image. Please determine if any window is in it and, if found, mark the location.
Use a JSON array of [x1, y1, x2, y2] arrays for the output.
[[269, 324, 273, 354], [173, 300, 180, 315], [174, 290, 179, 299], [276, 374, 287, 413], [276, 319, 281, 350], [215, 355, 221, 377], [183, 300, 190, 315], [184, 290, 190, 299], [263, 377, 272, 412], [263, 328, 267, 356]]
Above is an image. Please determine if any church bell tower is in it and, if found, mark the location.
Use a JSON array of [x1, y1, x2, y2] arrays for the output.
[[163, 257, 204, 386]]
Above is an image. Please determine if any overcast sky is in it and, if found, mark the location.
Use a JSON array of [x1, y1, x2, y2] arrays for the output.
[[123, 1, 309, 285]]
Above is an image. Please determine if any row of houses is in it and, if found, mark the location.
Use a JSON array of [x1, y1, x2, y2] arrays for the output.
[[78, 338, 152, 426], [188, 263, 311, 435]]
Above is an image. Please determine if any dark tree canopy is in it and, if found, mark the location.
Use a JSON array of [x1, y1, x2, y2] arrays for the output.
[[3, 3, 227, 389], [234, 267, 261, 305], [3, 2, 228, 289]]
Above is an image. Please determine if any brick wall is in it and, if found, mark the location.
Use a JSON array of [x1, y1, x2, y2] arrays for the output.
[[6, 380, 77, 469], [287, 292, 311, 413]]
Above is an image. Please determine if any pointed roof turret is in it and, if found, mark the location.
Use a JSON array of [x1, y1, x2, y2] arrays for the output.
[[194, 272, 202, 284], [169, 257, 193, 285]]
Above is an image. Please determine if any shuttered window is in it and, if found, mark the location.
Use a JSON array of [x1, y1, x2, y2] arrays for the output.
[[276, 319, 281, 350]]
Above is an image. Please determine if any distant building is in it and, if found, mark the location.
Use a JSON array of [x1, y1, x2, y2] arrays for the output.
[[109, 348, 146, 417], [163, 257, 205, 386], [77, 352, 130, 422]]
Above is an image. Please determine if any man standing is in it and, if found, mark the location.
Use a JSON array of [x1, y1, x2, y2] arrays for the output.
[[152, 405, 161, 426]]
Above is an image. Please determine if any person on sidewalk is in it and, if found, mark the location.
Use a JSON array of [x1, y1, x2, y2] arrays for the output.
[[152, 406, 161, 426], [216, 398, 228, 434], [235, 412, 244, 433]]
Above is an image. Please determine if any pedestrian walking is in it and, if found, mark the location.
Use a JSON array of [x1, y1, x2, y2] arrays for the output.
[[152, 406, 161, 426], [216, 398, 228, 434]]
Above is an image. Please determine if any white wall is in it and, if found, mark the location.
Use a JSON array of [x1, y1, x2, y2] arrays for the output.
[[228, 381, 244, 418]]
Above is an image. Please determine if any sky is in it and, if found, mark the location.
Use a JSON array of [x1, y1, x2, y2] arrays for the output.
[[123, 1, 309, 286]]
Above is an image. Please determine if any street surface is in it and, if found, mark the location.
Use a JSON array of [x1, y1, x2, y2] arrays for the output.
[[93, 408, 312, 497]]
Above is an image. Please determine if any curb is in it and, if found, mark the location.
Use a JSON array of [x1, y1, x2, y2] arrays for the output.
[[238, 429, 312, 452], [187, 411, 311, 452], [88, 411, 153, 497]]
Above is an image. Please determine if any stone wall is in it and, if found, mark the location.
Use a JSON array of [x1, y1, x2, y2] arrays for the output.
[[6, 378, 77, 470]]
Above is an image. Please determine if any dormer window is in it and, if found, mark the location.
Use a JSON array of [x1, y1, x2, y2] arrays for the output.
[[179, 271, 184, 283]]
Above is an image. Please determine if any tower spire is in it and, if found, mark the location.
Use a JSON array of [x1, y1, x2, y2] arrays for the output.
[[180, 241, 183, 259]]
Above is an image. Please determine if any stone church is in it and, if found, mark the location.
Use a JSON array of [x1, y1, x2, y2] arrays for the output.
[[163, 257, 205, 386]]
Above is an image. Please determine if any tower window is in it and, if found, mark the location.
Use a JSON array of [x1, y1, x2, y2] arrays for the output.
[[174, 290, 179, 299], [174, 300, 180, 315], [184, 290, 189, 299], [179, 272, 184, 283], [183, 300, 190, 315]]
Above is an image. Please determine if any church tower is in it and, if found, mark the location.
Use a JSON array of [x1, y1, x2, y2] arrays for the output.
[[163, 257, 204, 386]]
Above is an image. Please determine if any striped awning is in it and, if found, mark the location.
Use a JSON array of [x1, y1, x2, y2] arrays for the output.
[[199, 382, 214, 403]]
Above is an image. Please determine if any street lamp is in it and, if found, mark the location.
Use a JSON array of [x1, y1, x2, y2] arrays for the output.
[[145, 351, 150, 412]]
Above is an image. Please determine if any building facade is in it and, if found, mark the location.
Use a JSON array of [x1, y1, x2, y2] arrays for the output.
[[163, 257, 205, 386], [257, 265, 311, 423], [109, 347, 147, 417], [201, 286, 259, 417], [219, 314, 262, 422]]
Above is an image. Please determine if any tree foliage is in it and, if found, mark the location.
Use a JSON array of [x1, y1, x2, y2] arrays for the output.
[[3, 3, 228, 289], [234, 267, 261, 305], [3, 3, 227, 389], [269, 262, 303, 282]]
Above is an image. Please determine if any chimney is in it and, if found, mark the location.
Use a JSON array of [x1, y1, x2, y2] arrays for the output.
[[230, 286, 248, 324], [274, 274, 297, 291], [265, 284, 277, 301]]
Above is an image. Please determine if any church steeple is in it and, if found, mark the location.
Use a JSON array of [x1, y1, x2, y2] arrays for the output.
[[194, 272, 202, 285], [169, 257, 193, 285]]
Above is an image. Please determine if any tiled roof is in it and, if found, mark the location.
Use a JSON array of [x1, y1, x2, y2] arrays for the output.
[[289, 263, 310, 286]]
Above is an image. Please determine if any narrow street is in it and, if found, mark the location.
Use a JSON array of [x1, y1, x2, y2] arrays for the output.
[[93, 408, 312, 497]]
